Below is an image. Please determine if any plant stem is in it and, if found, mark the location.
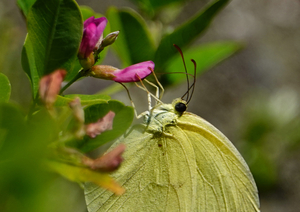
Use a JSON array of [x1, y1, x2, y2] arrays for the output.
[[60, 69, 87, 94], [60, 46, 105, 95]]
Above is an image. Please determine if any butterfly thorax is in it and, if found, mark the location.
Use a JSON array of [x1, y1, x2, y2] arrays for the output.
[[144, 98, 187, 134]]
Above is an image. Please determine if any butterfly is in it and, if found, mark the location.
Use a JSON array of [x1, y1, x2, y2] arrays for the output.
[[84, 49, 260, 212]]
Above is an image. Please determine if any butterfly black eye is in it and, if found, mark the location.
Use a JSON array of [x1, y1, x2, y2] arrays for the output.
[[175, 102, 187, 113]]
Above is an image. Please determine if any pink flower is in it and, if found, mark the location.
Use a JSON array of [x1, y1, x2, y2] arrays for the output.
[[90, 61, 154, 83], [78, 16, 108, 59], [85, 111, 115, 138], [39, 69, 66, 108], [82, 144, 126, 172]]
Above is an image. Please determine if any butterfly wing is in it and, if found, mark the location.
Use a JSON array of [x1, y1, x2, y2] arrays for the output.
[[84, 124, 155, 212], [176, 112, 260, 211], [84, 123, 200, 212], [85, 112, 260, 212]]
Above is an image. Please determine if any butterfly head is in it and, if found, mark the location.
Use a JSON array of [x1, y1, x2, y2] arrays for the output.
[[172, 98, 188, 116], [144, 98, 187, 132]]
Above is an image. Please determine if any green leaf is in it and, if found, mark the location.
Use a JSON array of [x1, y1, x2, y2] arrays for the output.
[[68, 100, 134, 152], [147, 0, 184, 9], [107, 7, 156, 67], [130, 0, 184, 11], [22, 37, 40, 97], [63, 60, 82, 82], [0, 102, 26, 161], [0, 103, 53, 161], [0, 73, 11, 102], [129, 0, 184, 18], [80, 5, 96, 20], [55, 94, 111, 106], [0, 103, 72, 212], [154, 0, 230, 68], [47, 160, 124, 195], [25, 0, 83, 79], [246, 147, 277, 191], [163, 42, 243, 84], [17, 0, 37, 16], [0, 103, 25, 131]]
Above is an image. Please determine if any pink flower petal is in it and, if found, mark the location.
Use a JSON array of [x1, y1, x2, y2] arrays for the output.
[[82, 144, 126, 172], [39, 69, 66, 108], [113, 61, 154, 83], [94, 17, 108, 27], [85, 111, 115, 138], [79, 16, 108, 59], [79, 23, 97, 58], [83, 16, 95, 29]]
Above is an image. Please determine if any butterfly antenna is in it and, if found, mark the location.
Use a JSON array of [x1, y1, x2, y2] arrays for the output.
[[156, 71, 195, 102], [180, 70, 196, 102], [157, 72, 195, 78], [186, 59, 197, 104], [173, 44, 190, 102]]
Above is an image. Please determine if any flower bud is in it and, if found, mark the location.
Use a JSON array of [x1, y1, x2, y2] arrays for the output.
[[100, 31, 119, 48], [82, 144, 125, 172], [85, 111, 115, 138], [39, 69, 66, 108], [69, 97, 85, 138], [69, 97, 85, 124], [78, 16, 107, 60], [90, 65, 118, 80]]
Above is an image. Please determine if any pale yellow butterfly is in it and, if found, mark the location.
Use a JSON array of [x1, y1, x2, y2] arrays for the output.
[[84, 55, 260, 212]]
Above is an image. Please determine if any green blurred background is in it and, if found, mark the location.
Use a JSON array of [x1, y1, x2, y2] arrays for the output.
[[1, 0, 300, 211]]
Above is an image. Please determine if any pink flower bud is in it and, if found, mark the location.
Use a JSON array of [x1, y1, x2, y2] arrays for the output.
[[69, 97, 86, 138], [82, 144, 126, 172], [85, 111, 115, 138], [90, 61, 154, 83], [78, 16, 107, 59], [39, 69, 66, 108], [69, 97, 85, 124]]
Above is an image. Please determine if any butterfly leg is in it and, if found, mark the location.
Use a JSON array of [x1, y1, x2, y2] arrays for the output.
[[144, 79, 159, 105], [134, 74, 163, 105], [148, 92, 152, 111], [148, 67, 164, 100], [118, 82, 153, 120], [118, 82, 145, 119], [136, 110, 150, 119]]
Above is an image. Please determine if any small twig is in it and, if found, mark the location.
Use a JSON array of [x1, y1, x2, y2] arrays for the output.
[[60, 68, 87, 95]]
